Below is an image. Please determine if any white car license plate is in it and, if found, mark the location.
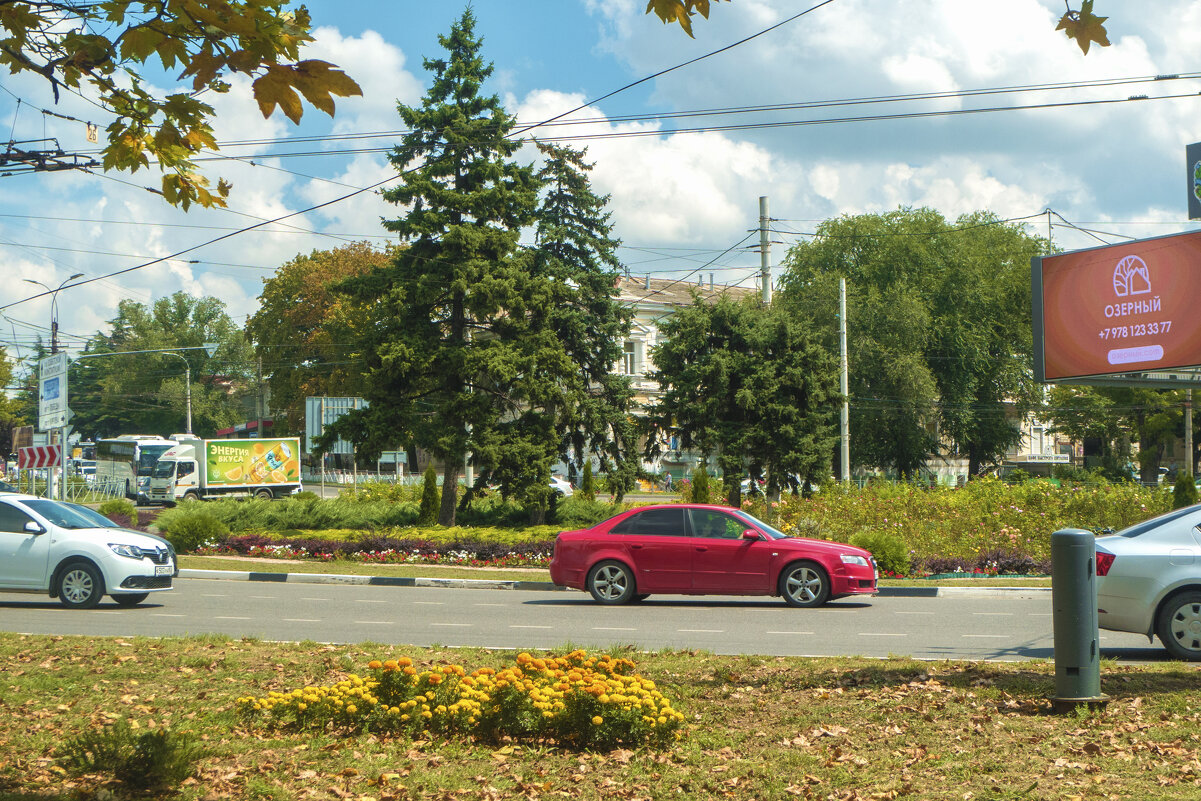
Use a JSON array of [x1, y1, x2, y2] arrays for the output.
[[155, 564, 173, 576]]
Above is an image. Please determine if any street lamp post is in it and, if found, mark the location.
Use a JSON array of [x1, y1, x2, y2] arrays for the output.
[[72, 343, 218, 436], [24, 273, 84, 354], [26, 273, 83, 500]]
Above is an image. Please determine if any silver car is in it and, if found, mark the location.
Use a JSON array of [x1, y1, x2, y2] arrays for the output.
[[1096, 505, 1201, 660]]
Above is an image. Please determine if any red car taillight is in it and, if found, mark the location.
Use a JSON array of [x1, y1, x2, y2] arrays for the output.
[[1095, 550, 1115, 577]]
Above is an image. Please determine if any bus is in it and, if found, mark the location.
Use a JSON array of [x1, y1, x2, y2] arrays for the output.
[[95, 435, 179, 502]]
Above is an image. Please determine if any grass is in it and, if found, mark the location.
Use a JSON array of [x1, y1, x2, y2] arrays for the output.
[[1, 634, 1199, 800]]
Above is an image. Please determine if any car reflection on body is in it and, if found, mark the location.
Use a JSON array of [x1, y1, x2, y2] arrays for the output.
[[1096, 504, 1201, 660], [549, 503, 877, 607]]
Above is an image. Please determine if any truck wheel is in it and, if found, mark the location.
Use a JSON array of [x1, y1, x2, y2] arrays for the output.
[[182, 491, 200, 502], [254, 488, 275, 500]]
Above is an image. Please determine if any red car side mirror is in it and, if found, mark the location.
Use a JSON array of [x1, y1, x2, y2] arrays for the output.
[[741, 529, 760, 541]]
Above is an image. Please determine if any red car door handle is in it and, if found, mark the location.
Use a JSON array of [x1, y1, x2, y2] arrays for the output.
[[695, 546, 708, 552], [631, 544, 643, 549]]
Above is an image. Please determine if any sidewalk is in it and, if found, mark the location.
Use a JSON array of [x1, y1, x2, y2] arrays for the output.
[[178, 568, 1050, 598]]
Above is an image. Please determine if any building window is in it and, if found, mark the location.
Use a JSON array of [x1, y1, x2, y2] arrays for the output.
[[621, 340, 638, 376]]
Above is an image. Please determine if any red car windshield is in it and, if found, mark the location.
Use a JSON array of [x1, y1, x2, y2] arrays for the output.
[[732, 509, 790, 540]]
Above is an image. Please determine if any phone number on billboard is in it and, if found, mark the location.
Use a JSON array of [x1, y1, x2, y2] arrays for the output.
[[1098, 321, 1173, 340]]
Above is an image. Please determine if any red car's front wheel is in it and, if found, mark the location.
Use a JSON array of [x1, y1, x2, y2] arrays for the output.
[[779, 562, 830, 608]]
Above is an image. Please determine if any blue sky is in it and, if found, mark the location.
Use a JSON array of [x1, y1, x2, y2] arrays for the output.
[[3, 0, 1200, 365]]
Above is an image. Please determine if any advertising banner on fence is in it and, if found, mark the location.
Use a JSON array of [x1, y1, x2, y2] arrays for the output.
[[1033, 230, 1201, 382], [203, 438, 301, 487]]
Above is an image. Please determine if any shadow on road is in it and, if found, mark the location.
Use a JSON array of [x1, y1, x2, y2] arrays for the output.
[[522, 597, 873, 610]]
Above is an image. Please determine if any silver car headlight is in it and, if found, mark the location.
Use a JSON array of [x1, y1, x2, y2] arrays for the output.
[[108, 543, 144, 560], [840, 554, 870, 568]]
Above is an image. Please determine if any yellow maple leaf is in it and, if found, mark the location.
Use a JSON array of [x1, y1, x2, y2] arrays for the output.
[[1056, 0, 1110, 55]]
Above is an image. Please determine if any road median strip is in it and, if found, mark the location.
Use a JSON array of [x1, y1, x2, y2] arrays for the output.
[[177, 568, 1050, 597]]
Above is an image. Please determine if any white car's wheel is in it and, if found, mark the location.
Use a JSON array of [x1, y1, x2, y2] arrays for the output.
[[1156, 591, 1201, 661], [58, 562, 104, 609]]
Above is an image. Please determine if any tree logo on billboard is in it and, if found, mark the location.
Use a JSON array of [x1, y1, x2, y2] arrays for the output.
[[1194, 159, 1201, 204], [1112, 255, 1151, 297]]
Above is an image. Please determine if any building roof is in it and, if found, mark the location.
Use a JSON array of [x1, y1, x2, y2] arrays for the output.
[[615, 275, 759, 308]]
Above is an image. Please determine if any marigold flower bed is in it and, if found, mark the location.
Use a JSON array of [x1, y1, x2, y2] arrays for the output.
[[237, 650, 684, 750]]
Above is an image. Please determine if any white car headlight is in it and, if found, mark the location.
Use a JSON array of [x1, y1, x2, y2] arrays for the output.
[[840, 554, 869, 567], [108, 543, 144, 560]]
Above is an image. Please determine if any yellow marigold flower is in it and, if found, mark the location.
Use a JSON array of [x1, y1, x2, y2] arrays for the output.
[[383, 659, 398, 670], [421, 710, 432, 719], [403, 666, 417, 676], [346, 703, 357, 713], [401, 714, 410, 721], [591, 716, 603, 725], [297, 703, 307, 711], [368, 660, 382, 669]]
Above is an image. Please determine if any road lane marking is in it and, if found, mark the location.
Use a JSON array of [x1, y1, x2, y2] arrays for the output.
[[962, 634, 1008, 638], [301, 598, 330, 602], [510, 625, 553, 629], [202, 594, 227, 598], [766, 630, 815, 635], [894, 611, 935, 615], [249, 595, 276, 599], [413, 601, 444, 606], [677, 629, 724, 633], [283, 618, 321, 623], [215, 616, 251, 620], [153, 613, 186, 618], [355, 621, 392, 625], [593, 627, 637, 631], [355, 599, 388, 603], [972, 612, 1014, 616], [430, 623, 472, 627]]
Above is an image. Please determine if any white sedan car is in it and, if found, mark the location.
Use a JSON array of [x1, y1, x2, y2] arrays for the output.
[[1095, 505, 1201, 660], [0, 494, 176, 608]]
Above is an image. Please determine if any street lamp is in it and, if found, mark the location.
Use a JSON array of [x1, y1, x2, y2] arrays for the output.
[[158, 351, 194, 435], [72, 343, 218, 436], [24, 273, 84, 354]]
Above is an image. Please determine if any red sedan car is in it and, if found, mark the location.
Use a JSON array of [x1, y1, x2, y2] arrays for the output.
[[550, 504, 877, 607]]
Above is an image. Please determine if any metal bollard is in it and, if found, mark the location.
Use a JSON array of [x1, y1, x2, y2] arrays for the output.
[[1050, 528, 1109, 711]]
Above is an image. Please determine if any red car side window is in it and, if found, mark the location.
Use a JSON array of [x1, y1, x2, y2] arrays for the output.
[[611, 509, 685, 536]]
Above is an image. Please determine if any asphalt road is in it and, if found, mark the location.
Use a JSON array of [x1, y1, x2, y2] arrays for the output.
[[0, 578, 1171, 663]]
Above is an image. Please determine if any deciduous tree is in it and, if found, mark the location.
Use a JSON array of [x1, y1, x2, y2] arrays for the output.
[[248, 242, 394, 435], [1, 1, 360, 209], [71, 292, 254, 438]]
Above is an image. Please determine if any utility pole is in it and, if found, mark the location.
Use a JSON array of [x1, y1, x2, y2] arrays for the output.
[[257, 356, 264, 438], [759, 196, 772, 304], [839, 277, 850, 483]]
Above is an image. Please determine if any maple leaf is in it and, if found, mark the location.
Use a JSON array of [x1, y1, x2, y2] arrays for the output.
[[1056, 1, 1111, 55]]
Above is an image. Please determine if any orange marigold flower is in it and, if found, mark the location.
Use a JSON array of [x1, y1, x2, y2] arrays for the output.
[[367, 660, 382, 669]]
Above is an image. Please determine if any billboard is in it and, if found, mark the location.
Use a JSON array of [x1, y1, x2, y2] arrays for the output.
[[203, 438, 301, 487], [1033, 230, 1201, 383]]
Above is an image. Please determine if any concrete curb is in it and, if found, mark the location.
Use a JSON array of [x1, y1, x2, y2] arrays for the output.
[[179, 569, 1050, 598]]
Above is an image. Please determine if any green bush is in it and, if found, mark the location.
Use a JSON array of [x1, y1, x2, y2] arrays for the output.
[[580, 461, 595, 502], [1174, 472, 1198, 510], [555, 496, 620, 529], [60, 720, 203, 791], [691, 467, 711, 504], [419, 466, 439, 525], [292, 490, 320, 502], [849, 529, 911, 576], [98, 497, 138, 527], [156, 505, 231, 552]]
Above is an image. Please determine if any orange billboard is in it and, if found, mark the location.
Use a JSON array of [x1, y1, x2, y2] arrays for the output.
[[1034, 231, 1201, 382]]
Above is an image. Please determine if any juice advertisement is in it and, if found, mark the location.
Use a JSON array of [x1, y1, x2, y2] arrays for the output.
[[204, 438, 301, 486]]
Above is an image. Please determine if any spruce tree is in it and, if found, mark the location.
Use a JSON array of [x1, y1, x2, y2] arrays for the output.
[[330, 9, 539, 526]]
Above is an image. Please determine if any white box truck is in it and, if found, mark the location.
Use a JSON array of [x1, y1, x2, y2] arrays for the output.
[[147, 437, 302, 502]]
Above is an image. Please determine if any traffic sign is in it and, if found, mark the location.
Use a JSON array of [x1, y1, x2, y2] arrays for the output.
[[18, 446, 61, 469], [38, 353, 69, 430]]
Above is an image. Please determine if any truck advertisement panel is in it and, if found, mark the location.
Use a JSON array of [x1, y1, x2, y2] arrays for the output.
[[203, 438, 300, 487], [1034, 231, 1201, 381]]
